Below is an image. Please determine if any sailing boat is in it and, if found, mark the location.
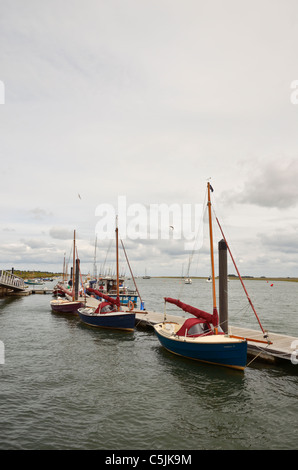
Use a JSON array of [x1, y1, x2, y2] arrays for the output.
[[184, 253, 192, 284], [78, 219, 135, 331], [50, 230, 85, 314], [143, 268, 151, 279], [154, 182, 248, 370]]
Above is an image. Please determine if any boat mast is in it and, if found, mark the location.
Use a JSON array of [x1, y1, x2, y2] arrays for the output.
[[207, 182, 218, 333], [72, 230, 76, 301], [115, 216, 120, 311], [93, 235, 97, 280], [62, 255, 65, 283]]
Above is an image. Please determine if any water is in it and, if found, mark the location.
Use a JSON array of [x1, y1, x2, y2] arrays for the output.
[[0, 278, 297, 450]]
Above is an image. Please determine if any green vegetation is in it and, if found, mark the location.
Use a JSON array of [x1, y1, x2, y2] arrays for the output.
[[12, 270, 61, 280]]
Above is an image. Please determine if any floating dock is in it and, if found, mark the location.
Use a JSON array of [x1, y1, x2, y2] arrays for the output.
[[81, 295, 298, 366], [6, 288, 53, 296], [133, 310, 298, 366]]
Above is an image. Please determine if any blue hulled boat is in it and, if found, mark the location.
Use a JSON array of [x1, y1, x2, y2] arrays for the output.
[[78, 219, 135, 332], [154, 298, 247, 370], [78, 289, 135, 331], [78, 308, 135, 331], [154, 327, 247, 370], [154, 182, 248, 370]]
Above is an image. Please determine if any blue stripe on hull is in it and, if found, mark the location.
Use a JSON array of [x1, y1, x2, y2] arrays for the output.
[[155, 330, 247, 370], [78, 311, 135, 331]]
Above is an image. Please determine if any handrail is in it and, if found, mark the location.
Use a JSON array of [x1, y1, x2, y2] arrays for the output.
[[0, 270, 25, 290]]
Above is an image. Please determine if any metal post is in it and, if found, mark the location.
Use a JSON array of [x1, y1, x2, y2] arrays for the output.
[[218, 239, 228, 334], [75, 259, 80, 301]]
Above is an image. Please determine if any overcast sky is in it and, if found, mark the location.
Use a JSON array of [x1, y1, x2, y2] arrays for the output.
[[0, 0, 298, 278]]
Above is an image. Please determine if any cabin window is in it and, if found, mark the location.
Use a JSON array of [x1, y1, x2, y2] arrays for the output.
[[187, 322, 209, 336]]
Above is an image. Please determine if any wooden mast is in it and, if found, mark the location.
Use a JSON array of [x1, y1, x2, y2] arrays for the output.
[[115, 216, 120, 311], [62, 255, 65, 283], [207, 182, 218, 333], [72, 230, 76, 301]]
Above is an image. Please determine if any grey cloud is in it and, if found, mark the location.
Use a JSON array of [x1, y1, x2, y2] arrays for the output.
[[259, 231, 298, 254], [49, 227, 75, 240], [20, 238, 55, 250], [29, 208, 53, 219], [224, 158, 298, 209]]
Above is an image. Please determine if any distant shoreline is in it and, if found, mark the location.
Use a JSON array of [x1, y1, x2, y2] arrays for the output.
[[154, 276, 298, 282], [7, 270, 298, 283]]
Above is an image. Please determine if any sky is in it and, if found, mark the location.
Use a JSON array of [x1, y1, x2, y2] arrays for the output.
[[0, 0, 298, 278]]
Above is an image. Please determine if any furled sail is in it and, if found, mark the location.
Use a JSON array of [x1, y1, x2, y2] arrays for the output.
[[164, 297, 218, 327], [87, 288, 120, 307]]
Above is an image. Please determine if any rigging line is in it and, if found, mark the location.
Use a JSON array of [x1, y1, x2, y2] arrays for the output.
[[178, 277, 184, 300], [179, 190, 208, 297], [102, 238, 113, 276], [246, 350, 266, 367], [120, 239, 145, 310], [186, 188, 208, 262], [237, 302, 251, 318], [246, 343, 272, 367], [192, 203, 208, 277], [214, 212, 267, 338]]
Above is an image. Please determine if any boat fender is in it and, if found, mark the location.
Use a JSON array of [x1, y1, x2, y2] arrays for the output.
[[128, 300, 134, 311]]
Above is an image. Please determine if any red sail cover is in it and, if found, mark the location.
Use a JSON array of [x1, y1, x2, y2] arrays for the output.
[[58, 284, 74, 297], [87, 288, 120, 307], [164, 297, 218, 327]]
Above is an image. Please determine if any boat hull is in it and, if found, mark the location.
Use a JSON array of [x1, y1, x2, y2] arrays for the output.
[[78, 309, 135, 331], [154, 324, 247, 370], [50, 300, 84, 314]]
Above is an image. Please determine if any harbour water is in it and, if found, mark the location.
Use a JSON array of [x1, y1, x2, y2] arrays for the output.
[[0, 278, 297, 450]]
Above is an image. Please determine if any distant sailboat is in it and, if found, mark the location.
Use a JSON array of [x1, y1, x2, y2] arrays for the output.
[[184, 247, 192, 284], [143, 269, 151, 279]]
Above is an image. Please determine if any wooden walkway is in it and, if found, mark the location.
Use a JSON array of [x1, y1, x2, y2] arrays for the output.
[[0, 270, 26, 292]]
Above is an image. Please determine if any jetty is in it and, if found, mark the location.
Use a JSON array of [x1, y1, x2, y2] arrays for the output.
[[0, 270, 55, 296], [80, 295, 298, 367], [133, 310, 298, 366], [0, 270, 26, 294]]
